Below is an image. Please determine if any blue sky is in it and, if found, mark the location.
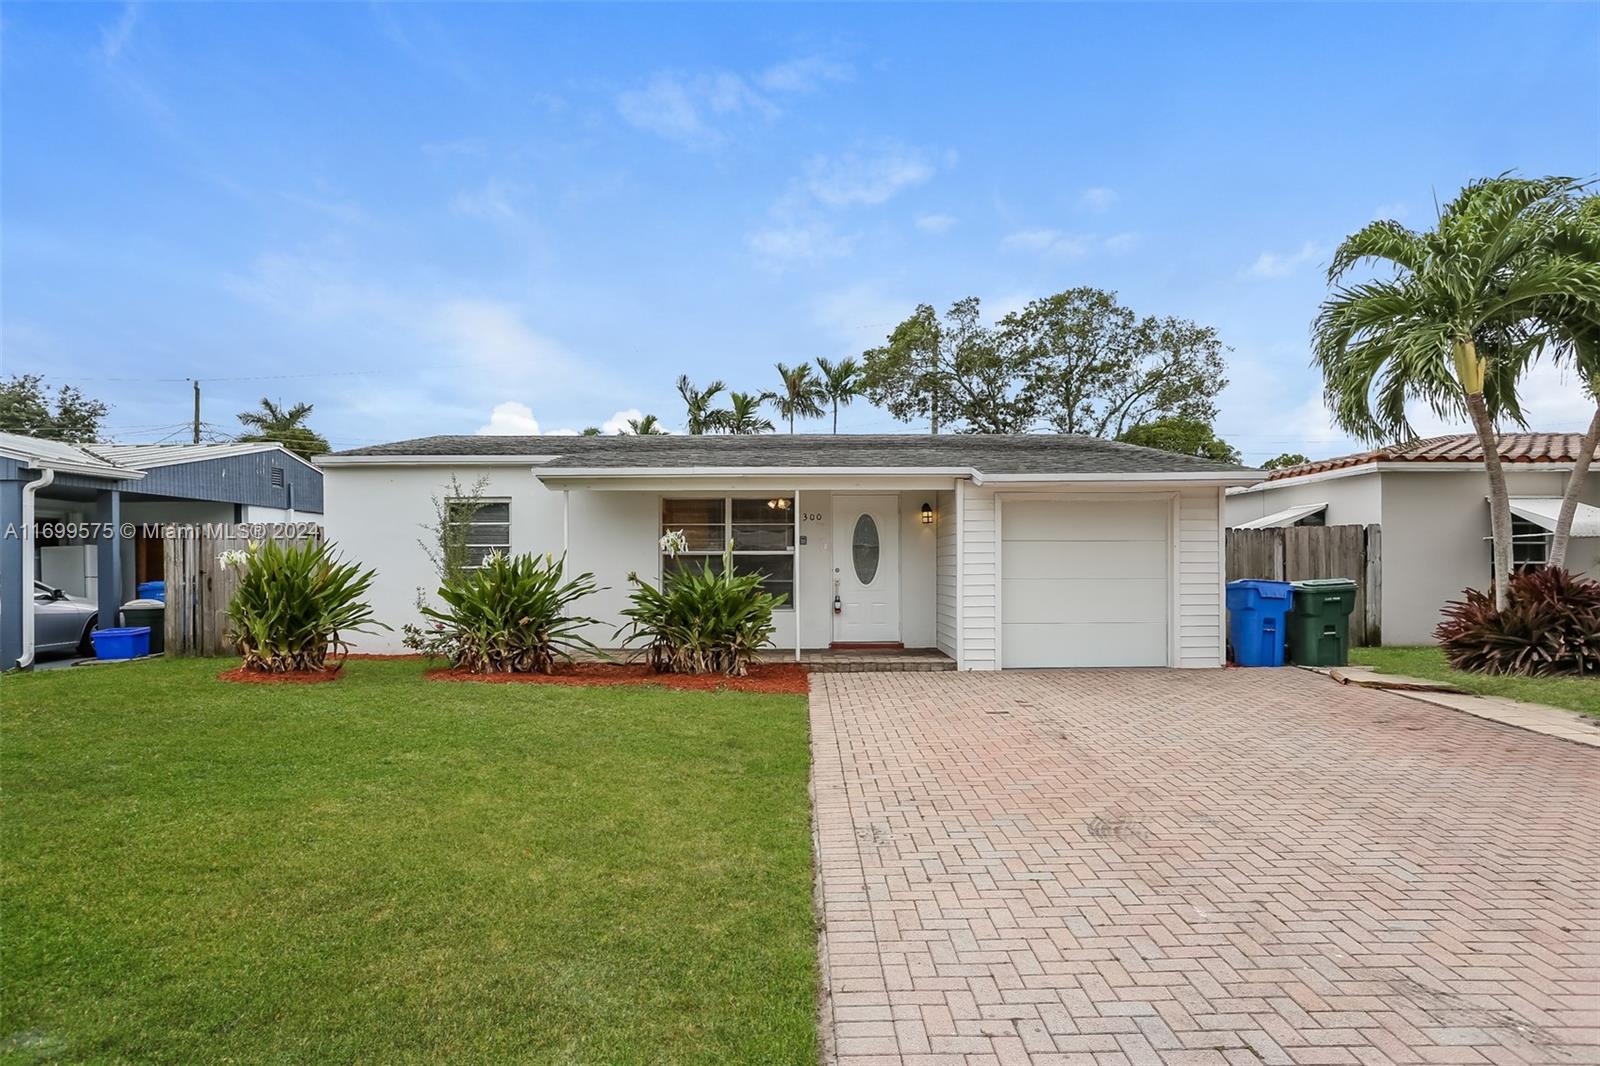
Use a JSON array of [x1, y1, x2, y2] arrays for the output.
[[4, 2, 1596, 460]]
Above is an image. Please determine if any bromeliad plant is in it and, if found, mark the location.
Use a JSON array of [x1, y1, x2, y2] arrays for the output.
[[418, 551, 602, 674], [616, 541, 784, 676], [1435, 567, 1600, 677], [225, 539, 387, 672]]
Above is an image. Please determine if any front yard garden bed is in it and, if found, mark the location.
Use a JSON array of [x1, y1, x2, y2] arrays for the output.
[[425, 660, 810, 694], [2, 657, 817, 1063]]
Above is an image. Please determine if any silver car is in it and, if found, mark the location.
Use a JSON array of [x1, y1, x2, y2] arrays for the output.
[[33, 581, 99, 656]]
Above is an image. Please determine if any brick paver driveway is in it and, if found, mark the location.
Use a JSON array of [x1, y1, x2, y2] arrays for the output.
[[811, 669, 1599, 1066]]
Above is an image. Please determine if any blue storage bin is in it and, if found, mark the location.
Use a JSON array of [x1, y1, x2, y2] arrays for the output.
[[137, 581, 166, 603], [1225, 580, 1294, 667], [91, 626, 151, 661]]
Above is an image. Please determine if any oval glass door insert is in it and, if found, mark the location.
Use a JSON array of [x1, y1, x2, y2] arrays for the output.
[[851, 513, 880, 585]]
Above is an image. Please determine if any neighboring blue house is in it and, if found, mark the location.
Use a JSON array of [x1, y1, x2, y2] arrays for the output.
[[0, 433, 324, 670]]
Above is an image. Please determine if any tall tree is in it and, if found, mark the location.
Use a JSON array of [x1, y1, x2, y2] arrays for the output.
[[768, 362, 826, 433], [859, 291, 1226, 436], [1312, 176, 1598, 608], [724, 391, 775, 435], [236, 397, 331, 458], [0, 374, 110, 442], [622, 413, 666, 435], [676, 375, 728, 435], [1537, 190, 1600, 571], [1261, 452, 1311, 471], [816, 356, 864, 434], [860, 298, 1036, 433], [1007, 288, 1227, 437], [1118, 417, 1241, 464]]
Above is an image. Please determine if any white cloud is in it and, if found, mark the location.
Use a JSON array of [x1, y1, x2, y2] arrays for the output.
[[477, 401, 542, 435], [757, 55, 852, 94], [1001, 228, 1092, 258], [748, 221, 854, 265], [450, 179, 520, 222], [429, 300, 587, 384], [804, 149, 933, 207], [813, 282, 913, 346], [916, 213, 957, 234], [602, 408, 645, 434], [1249, 241, 1325, 279], [1079, 186, 1118, 213], [616, 70, 774, 147], [100, 2, 140, 60], [1104, 231, 1140, 254]]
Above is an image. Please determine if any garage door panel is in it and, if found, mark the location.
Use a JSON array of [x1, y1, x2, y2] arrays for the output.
[[1001, 577, 1167, 624], [1000, 539, 1168, 580], [1002, 622, 1167, 668], [1004, 499, 1169, 541], [1000, 496, 1171, 668]]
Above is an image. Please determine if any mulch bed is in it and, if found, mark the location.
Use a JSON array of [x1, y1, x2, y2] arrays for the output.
[[216, 666, 343, 684], [425, 661, 810, 695]]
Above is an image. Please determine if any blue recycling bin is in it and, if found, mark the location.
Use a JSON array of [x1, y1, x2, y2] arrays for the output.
[[91, 626, 151, 661], [137, 580, 166, 603], [1226, 580, 1294, 667]]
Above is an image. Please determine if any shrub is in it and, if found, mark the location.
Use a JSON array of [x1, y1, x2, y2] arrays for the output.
[[1435, 567, 1600, 676], [225, 539, 387, 672], [616, 544, 784, 676], [418, 552, 601, 673]]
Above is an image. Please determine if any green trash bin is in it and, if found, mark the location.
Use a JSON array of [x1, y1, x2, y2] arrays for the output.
[[1287, 578, 1357, 667], [120, 598, 165, 655]]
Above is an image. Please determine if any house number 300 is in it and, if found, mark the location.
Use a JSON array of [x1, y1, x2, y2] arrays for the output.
[[800, 512, 824, 523]]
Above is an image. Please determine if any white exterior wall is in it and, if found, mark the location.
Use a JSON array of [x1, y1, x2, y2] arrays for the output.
[[957, 483, 1226, 670], [934, 489, 957, 658], [1225, 471, 1383, 527], [1377, 467, 1600, 645], [324, 466, 942, 654]]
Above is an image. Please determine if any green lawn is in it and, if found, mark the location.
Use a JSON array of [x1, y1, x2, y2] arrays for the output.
[[1, 658, 817, 1064], [1349, 645, 1600, 717]]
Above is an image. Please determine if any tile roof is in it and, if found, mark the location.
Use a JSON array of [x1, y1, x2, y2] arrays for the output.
[[1265, 433, 1597, 481], [325, 433, 1258, 478]]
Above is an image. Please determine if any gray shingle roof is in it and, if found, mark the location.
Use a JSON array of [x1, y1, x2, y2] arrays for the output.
[[328, 434, 1257, 477]]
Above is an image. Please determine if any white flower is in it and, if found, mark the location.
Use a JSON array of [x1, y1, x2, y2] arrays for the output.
[[219, 549, 250, 568], [659, 529, 688, 558]]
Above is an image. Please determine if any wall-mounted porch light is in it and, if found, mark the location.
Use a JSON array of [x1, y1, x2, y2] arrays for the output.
[[920, 502, 935, 525]]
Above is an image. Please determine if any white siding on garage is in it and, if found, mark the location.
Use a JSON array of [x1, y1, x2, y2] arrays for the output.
[[959, 483, 999, 669], [958, 483, 1227, 670], [1177, 487, 1224, 667], [935, 489, 957, 658]]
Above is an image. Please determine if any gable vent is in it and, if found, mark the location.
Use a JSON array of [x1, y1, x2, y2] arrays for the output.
[[270, 466, 285, 488]]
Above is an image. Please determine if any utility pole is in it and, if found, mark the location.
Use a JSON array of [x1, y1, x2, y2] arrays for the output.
[[192, 380, 201, 444]]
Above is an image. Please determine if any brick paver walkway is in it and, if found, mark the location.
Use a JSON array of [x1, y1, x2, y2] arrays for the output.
[[811, 669, 1600, 1066]]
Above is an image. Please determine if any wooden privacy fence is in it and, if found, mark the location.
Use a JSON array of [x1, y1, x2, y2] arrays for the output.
[[1226, 524, 1382, 646], [163, 528, 322, 657]]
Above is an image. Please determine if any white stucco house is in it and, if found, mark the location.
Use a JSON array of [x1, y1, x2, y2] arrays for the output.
[[1226, 433, 1600, 645], [316, 434, 1262, 669]]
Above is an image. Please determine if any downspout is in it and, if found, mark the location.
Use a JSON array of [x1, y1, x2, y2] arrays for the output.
[[18, 467, 56, 669]]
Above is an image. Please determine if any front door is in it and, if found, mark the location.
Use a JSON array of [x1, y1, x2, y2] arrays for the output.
[[832, 495, 900, 644]]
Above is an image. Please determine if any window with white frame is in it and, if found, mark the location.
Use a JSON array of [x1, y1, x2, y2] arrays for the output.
[[661, 496, 795, 606], [450, 498, 511, 568]]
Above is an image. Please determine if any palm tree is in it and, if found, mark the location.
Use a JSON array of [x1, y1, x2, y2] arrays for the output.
[[1538, 191, 1600, 571], [676, 375, 728, 435], [724, 391, 774, 435], [623, 413, 666, 435], [236, 397, 330, 458], [1313, 176, 1599, 608], [769, 362, 826, 433], [816, 356, 863, 434]]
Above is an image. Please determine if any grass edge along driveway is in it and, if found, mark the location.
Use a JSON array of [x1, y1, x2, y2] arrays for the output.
[[1350, 644, 1600, 717], [1, 658, 818, 1064]]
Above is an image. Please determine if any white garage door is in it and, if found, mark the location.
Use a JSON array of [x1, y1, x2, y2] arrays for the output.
[[1001, 498, 1170, 668]]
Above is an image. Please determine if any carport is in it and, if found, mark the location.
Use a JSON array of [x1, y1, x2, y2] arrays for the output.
[[0, 434, 139, 671]]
